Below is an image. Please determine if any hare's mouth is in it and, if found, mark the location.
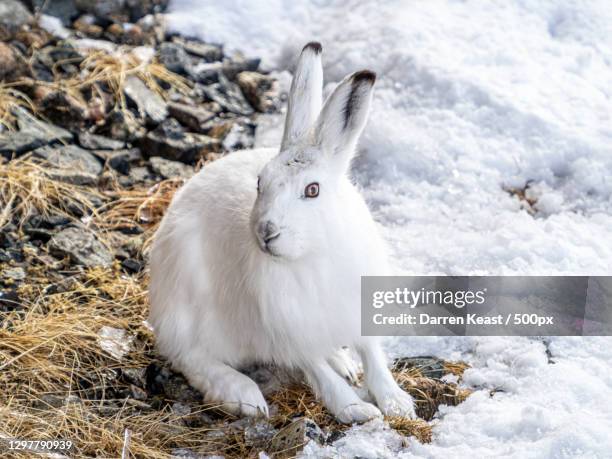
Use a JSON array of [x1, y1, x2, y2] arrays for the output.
[[258, 239, 281, 258]]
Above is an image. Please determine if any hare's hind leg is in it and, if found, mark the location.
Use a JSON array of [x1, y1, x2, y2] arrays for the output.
[[182, 359, 269, 417], [304, 360, 381, 424]]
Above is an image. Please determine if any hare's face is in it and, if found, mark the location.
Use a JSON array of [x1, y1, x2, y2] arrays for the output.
[[251, 146, 332, 260], [249, 42, 375, 261]]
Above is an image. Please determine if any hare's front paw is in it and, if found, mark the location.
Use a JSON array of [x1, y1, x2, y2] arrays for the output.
[[328, 348, 359, 385], [375, 387, 416, 419], [210, 378, 269, 418], [337, 400, 382, 424]]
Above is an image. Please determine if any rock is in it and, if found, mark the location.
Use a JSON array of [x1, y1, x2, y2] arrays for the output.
[[103, 148, 141, 175], [174, 38, 222, 62], [14, 26, 54, 49], [0, 131, 48, 159], [145, 363, 202, 403], [74, 0, 129, 23], [124, 76, 168, 124], [128, 166, 152, 183], [171, 449, 215, 459], [15, 107, 73, 141], [201, 73, 254, 116], [31, 0, 80, 26], [188, 62, 222, 85], [104, 22, 124, 42], [228, 418, 278, 447], [121, 258, 142, 273], [35, 394, 81, 409], [78, 132, 125, 150], [0, 0, 33, 29], [102, 110, 147, 142], [97, 326, 134, 360], [49, 227, 113, 267], [0, 288, 20, 312], [222, 55, 260, 80], [136, 14, 165, 44], [0, 42, 26, 81], [38, 89, 89, 128], [125, 0, 169, 23], [121, 367, 147, 387], [73, 14, 103, 38], [0, 109, 73, 159], [150, 156, 193, 179], [221, 121, 255, 151], [141, 118, 220, 163], [237, 71, 279, 112], [269, 418, 325, 455], [158, 41, 191, 75], [2, 266, 25, 282], [46, 168, 99, 186], [168, 102, 215, 132], [393, 356, 447, 380], [33, 145, 103, 176]]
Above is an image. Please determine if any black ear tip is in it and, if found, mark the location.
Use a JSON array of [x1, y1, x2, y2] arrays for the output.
[[303, 41, 323, 54], [352, 70, 377, 85]]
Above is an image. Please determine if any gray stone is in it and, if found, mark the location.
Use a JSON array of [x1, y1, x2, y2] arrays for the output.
[[202, 73, 254, 116], [158, 42, 191, 75], [0, 0, 33, 29], [228, 418, 277, 447], [46, 168, 99, 186], [15, 109, 73, 143], [78, 132, 125, 150], [93, 148, 141, 175], [103, 110, 147, 143], [237, 71, 279, 113], [0, 109, 73, 159], [31, 0, 79, 26], [393, 356, 447, 380], [2, 266, 25, 281], [49, 227, 113, 268], [0, 42, 26, 81], [128, 166, 152, 183], [124, 76, 168, 124], [269, 417, 325, 455], [222, 55, 260, 80], [187, 62, 222, 85], [142, 118, 219, 163], [33, 145, 103, 176], [35, 394, 81, 409], [178, 39, 222, 62], [150, 156, 193, 179], [0, 132, 47, 159], [97, 325, 134, 360], [221, 121, 255, 152], [167, 102, 215, 132], [170, 449, 216, 459]]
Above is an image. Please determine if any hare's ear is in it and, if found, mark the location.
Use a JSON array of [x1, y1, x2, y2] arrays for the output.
[[313, 70, 375, 169], [280, 42, 323, 151]]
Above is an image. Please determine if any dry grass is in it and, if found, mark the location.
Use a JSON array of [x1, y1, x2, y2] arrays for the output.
[[0, 163, 473, 458], [77, 50, 192, 110], [0, 157, 104, 230], [0, 84, 36, 131]]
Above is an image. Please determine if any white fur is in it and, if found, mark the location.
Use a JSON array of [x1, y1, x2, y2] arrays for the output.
[[149, 43, 415, 422]]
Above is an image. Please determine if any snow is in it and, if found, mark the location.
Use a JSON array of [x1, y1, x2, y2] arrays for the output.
[[166, 1, 612, 457]]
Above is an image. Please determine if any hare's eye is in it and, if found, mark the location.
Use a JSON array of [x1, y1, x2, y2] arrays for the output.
[[304, 182, 319, 198], [257, 177, 261, 193]]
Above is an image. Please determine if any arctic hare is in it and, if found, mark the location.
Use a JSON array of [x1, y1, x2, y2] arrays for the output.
[[149, 42, 415, 423]]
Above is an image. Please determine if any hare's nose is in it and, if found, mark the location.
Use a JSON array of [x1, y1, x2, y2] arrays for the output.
[[259, 221, 280, 244]]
